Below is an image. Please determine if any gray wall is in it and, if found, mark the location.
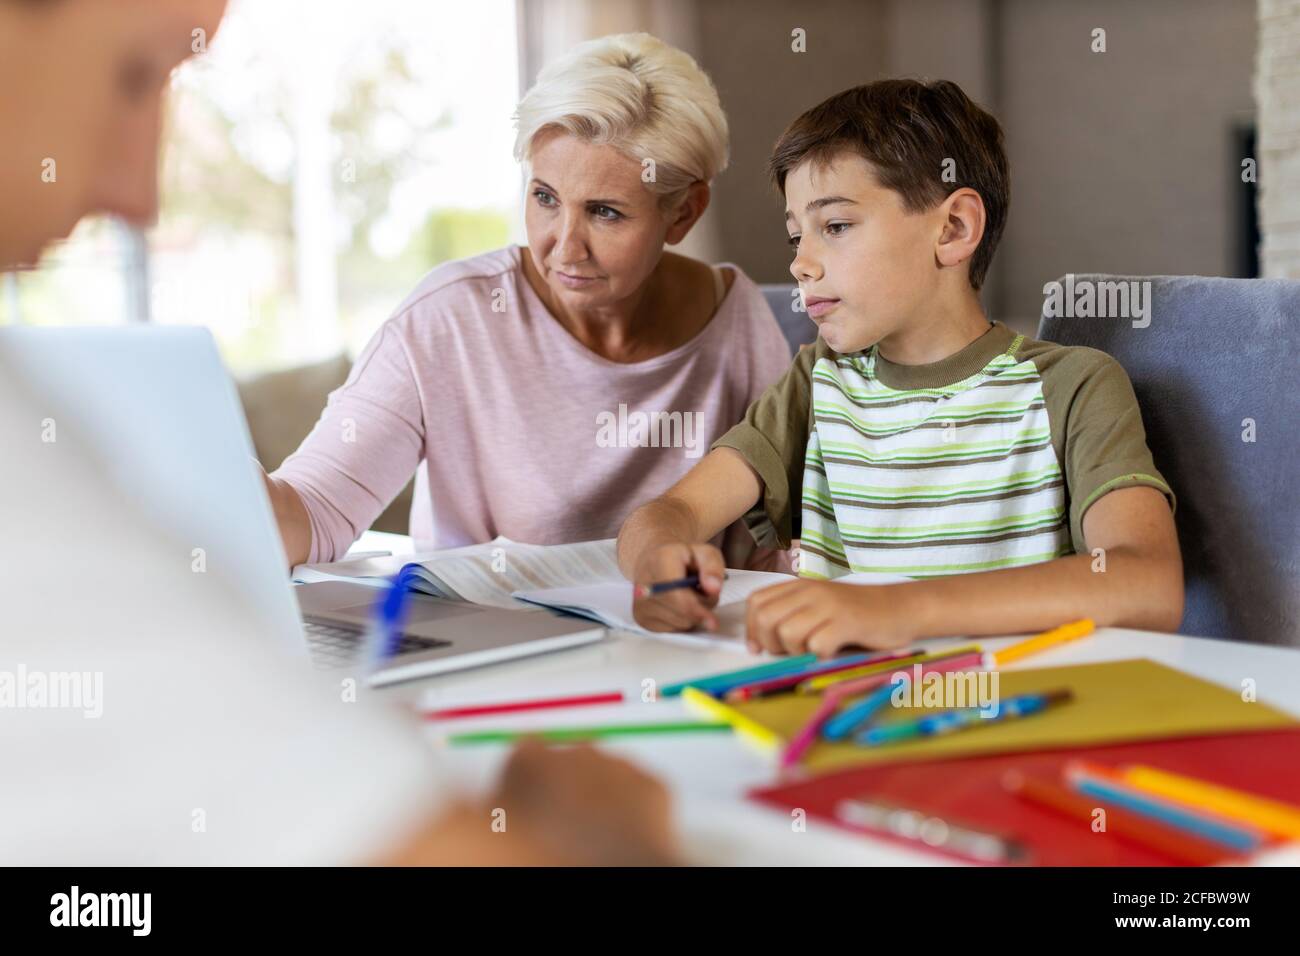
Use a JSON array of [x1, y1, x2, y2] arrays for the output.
[[997, 0, 1256, 326], [694, 0, 1257, 330]]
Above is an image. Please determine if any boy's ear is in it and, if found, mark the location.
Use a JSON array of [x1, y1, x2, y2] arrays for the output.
[[934, 187, 986, 274], [664, 181, 711, 245]]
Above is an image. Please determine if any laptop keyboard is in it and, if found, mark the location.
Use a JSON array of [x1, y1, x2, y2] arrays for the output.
[[302, 616, 451, 669]]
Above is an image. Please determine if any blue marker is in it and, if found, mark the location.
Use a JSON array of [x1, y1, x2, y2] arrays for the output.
[[1070, 778, 1262, 852], [822, 682, 899, 741], [856, 688, 1073, 747]]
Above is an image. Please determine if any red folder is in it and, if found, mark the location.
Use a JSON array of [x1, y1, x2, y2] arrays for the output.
[[749, 728, 1300, 866]]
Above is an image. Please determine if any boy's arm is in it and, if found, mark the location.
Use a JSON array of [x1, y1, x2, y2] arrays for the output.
[[617, 448, 763, 632], [746, 485, 1183, 655]]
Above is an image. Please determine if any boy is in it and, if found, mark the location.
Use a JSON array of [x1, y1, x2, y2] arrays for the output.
[[617, 79, 1182, 656]]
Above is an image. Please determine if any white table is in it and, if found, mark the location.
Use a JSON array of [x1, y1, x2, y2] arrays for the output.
[[345, 533, 1300, 866]]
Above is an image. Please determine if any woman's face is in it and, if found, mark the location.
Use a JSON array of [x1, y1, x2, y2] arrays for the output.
[[0, 0, 227, 268], [524, 129, 695, 312]]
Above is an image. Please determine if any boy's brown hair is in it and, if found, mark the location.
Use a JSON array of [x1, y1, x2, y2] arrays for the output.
[[769, 79, 1009, 290]]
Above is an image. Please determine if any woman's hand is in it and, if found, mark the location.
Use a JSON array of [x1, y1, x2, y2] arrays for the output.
[[745, 579, 918, 656], [630, 542, 726, 632]]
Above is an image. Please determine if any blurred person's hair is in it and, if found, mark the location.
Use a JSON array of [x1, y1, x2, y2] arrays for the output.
[[769, 79, 1009, 290], [513, 32, 729, 208]]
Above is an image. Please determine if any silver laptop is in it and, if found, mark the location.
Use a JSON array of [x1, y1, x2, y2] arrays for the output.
[[0, 326, 605, 685]]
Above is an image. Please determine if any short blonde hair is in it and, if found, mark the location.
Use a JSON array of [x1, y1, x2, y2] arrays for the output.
[[513, 32, 729, 207]]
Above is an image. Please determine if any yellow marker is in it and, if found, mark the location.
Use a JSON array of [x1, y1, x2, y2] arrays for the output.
[[1120, 765, 1300, 840], [682, 686, 782, 757], [991, 619, 1094, 667], [799, 644, 983, 694]]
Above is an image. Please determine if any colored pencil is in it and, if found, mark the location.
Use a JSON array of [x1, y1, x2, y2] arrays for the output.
[[420, 690, 624, 721]]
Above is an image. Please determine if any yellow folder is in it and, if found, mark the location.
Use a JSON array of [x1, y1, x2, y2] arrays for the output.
[[731, 658, 1296, 773]]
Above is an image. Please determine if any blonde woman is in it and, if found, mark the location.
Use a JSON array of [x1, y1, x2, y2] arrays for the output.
[[265, 33, 791, 566]]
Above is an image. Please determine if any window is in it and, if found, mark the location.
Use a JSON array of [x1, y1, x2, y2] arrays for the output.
[[3, 0, 523, 376]]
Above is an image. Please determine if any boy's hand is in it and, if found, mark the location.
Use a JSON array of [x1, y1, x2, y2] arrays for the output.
[[745, 579, 916, 656], [631, 542, 726, 632]]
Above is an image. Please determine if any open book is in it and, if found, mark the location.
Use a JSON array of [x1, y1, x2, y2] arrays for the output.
[[296, 538, 907, 651], [298, 537, 626, 608]]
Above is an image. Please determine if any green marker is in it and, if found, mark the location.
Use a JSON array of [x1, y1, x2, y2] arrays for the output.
[[447, 720, 731, 745]]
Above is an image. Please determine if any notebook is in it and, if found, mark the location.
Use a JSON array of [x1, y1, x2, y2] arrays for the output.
[[513, 569, 786, 648], [514, 568, 911, 648]]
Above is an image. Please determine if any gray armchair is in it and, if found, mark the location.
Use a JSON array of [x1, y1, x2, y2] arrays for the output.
[[1039, 275, 1299, 646]]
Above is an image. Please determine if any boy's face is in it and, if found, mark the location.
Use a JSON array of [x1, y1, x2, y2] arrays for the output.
[[784, 152, 946, 354]]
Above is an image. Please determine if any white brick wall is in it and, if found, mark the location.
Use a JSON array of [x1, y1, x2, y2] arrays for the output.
[[1257, 0, 1300, 277]]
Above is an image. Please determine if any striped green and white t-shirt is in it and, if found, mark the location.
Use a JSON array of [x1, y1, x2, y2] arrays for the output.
[[714, 321, 1174, 579]]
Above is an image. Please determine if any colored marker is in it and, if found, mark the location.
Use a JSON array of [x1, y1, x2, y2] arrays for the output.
[[857, 688, 1073, 748], [822, 651, 989, 741], [799, 643, 983, 694], [682, 686, 782, 756], [661, 654, 819, 698], [779, 650, 987, 766], [421, 690, 624, 721], [725, 649, 916, 702], [1065, 762, 1266, 852], [447, 721, 730, 745], [1116, 764, 1300, 841], [1002, 771, 1235, 866], [989, 619, 1094, 667]]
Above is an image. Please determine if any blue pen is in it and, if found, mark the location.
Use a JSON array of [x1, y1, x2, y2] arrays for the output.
[[362, 565, 418, 668], [856, 688, 1072, 747], [632, 572, 729, 599]]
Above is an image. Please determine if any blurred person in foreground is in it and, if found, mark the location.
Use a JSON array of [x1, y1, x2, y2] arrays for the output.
[[0, 0, 676, 866]]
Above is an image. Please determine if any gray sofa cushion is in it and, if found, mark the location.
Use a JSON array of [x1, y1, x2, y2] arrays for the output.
[[1038, 274, 1299, 646], [760, 284, 818, 351]]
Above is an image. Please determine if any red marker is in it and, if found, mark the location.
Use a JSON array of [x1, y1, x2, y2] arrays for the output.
[[420, 690, 624, 721]]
